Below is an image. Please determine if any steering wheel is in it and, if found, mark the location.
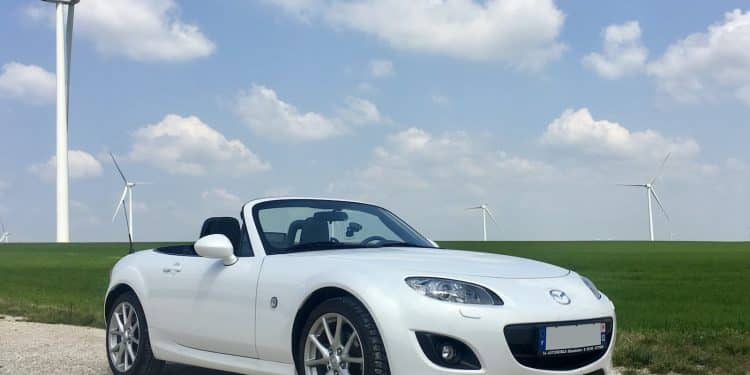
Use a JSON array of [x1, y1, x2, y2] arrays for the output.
[[361, 236, 388, 246]]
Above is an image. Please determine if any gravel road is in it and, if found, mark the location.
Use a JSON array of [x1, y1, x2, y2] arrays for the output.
[[0, 316, 235, 375]]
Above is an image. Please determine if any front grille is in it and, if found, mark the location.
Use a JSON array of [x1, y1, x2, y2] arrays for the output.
[[503, 317, 614, 371]]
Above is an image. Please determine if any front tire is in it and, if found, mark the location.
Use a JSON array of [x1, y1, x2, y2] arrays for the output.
[[297, 297, 390, 375], [106, 292, 164, 375]]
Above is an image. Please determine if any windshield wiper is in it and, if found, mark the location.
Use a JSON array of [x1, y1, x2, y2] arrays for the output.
[[286, 242, 364, 252]]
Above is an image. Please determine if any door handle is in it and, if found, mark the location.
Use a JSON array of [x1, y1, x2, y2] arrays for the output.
[[162, 263, 182, 274]]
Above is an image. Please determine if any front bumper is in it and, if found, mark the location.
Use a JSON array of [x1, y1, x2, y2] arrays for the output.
[[372, 274, 617, 374]]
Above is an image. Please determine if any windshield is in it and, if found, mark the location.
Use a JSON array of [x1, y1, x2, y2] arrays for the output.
[[252, 199, 435, 254]]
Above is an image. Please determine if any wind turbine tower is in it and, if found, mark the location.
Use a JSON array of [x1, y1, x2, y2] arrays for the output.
[[42, 0, 80, 242]]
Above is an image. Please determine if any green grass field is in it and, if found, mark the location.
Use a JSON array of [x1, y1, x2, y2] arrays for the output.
[[1, 241, 748, 374]]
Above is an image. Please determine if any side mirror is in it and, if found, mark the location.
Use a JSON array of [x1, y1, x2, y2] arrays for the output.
[[194, 234, 238, 266]]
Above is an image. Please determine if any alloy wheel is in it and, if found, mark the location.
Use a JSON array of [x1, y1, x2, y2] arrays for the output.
[[108, 302, 141, 372], [303, 313, 365, 375]]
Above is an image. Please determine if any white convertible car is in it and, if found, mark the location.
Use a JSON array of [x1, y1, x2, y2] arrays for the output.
[[105, 197, 616, 375]]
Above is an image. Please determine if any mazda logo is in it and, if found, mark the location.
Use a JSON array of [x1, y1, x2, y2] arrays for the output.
[[549, 289, 571, 305]]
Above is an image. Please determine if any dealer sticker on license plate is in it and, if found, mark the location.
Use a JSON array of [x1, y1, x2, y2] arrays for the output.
[[538, 322, 606, 355]]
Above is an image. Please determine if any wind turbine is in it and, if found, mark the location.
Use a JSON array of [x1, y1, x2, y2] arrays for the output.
[[0, 220, 9, 244], [110, 153, 149, 251], [41, 0, 80, 243], [467, 204, 498, 241], [619, 153, 672, 241]]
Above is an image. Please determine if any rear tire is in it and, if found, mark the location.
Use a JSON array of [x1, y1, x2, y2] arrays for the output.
[[106, 291, 164, 375], [296, 296, 390, 375]]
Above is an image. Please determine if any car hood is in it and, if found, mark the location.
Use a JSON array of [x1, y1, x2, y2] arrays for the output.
[[293, 247, 570, 279]]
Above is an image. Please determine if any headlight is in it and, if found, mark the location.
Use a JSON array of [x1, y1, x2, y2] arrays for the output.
[[581, 275, 602, 299], [405, 277, 503, 305]]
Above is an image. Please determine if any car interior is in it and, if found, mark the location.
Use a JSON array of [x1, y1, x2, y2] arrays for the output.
[[155, 210, 367, 256], [271, 211, 361, 250], [155, 216, 252, 257]]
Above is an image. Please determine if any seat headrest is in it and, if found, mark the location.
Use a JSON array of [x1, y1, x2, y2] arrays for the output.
[[299, 218, 330, 244], [200, 217, 241, 250], [287, 219, 306, 246]]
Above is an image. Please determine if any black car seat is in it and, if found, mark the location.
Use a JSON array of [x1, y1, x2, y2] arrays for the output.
[[300, 218, 330, 244], [200, 217, 241, 251], [287, 218, 330, 246]]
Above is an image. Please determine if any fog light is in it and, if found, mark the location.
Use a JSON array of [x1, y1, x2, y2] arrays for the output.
[[415, 332, 481, 370], [440, 344, 457, 362]]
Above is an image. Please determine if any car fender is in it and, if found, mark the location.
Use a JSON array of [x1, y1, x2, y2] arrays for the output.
[[105, 252, 167, 357], [254, 256, 403, 364]]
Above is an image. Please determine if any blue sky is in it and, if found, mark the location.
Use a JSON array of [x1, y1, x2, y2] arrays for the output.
[[0, 0, 748, 242]]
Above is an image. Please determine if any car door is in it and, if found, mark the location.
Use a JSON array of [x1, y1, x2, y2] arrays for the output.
[[157, 253, 261, 358], [139, 248, 185, 345]]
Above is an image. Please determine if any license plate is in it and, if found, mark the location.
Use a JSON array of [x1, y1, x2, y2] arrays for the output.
[[538, 322, 606, 355]]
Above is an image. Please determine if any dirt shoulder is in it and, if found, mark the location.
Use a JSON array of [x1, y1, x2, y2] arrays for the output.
[[0, 316, 230, 375]]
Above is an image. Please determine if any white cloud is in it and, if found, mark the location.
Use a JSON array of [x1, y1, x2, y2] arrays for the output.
[[29, 150, 103, 182], [338, 127, 550, 193], [233, 85, 340, 142], [0, 62, 55, 103], [583, 21, 647, 79], [128, 114, 270, 176], [541, 108, 700, 160], [233, 84, 381, 142], [336, 97, 382, 125], [369, 59, 394, 77], [201, 188, 241, 204], [265, 0, 566, 69], [647, 9, 750, 105], [26, 0, 214, 62]]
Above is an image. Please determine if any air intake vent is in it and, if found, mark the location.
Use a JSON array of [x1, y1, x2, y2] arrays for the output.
[[503, 318, 613, 371]]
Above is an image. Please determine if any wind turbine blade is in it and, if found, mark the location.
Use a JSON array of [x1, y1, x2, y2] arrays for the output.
[[466, 206, 483, 210], [112, 187, 128, 222], [650, 152, 672, 185], [109, 152, 128, 183], [133, 182, 152, 185], [485, 207, 499, 225], [617, 184, 646, 187], [650, 188, 670, 222]]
